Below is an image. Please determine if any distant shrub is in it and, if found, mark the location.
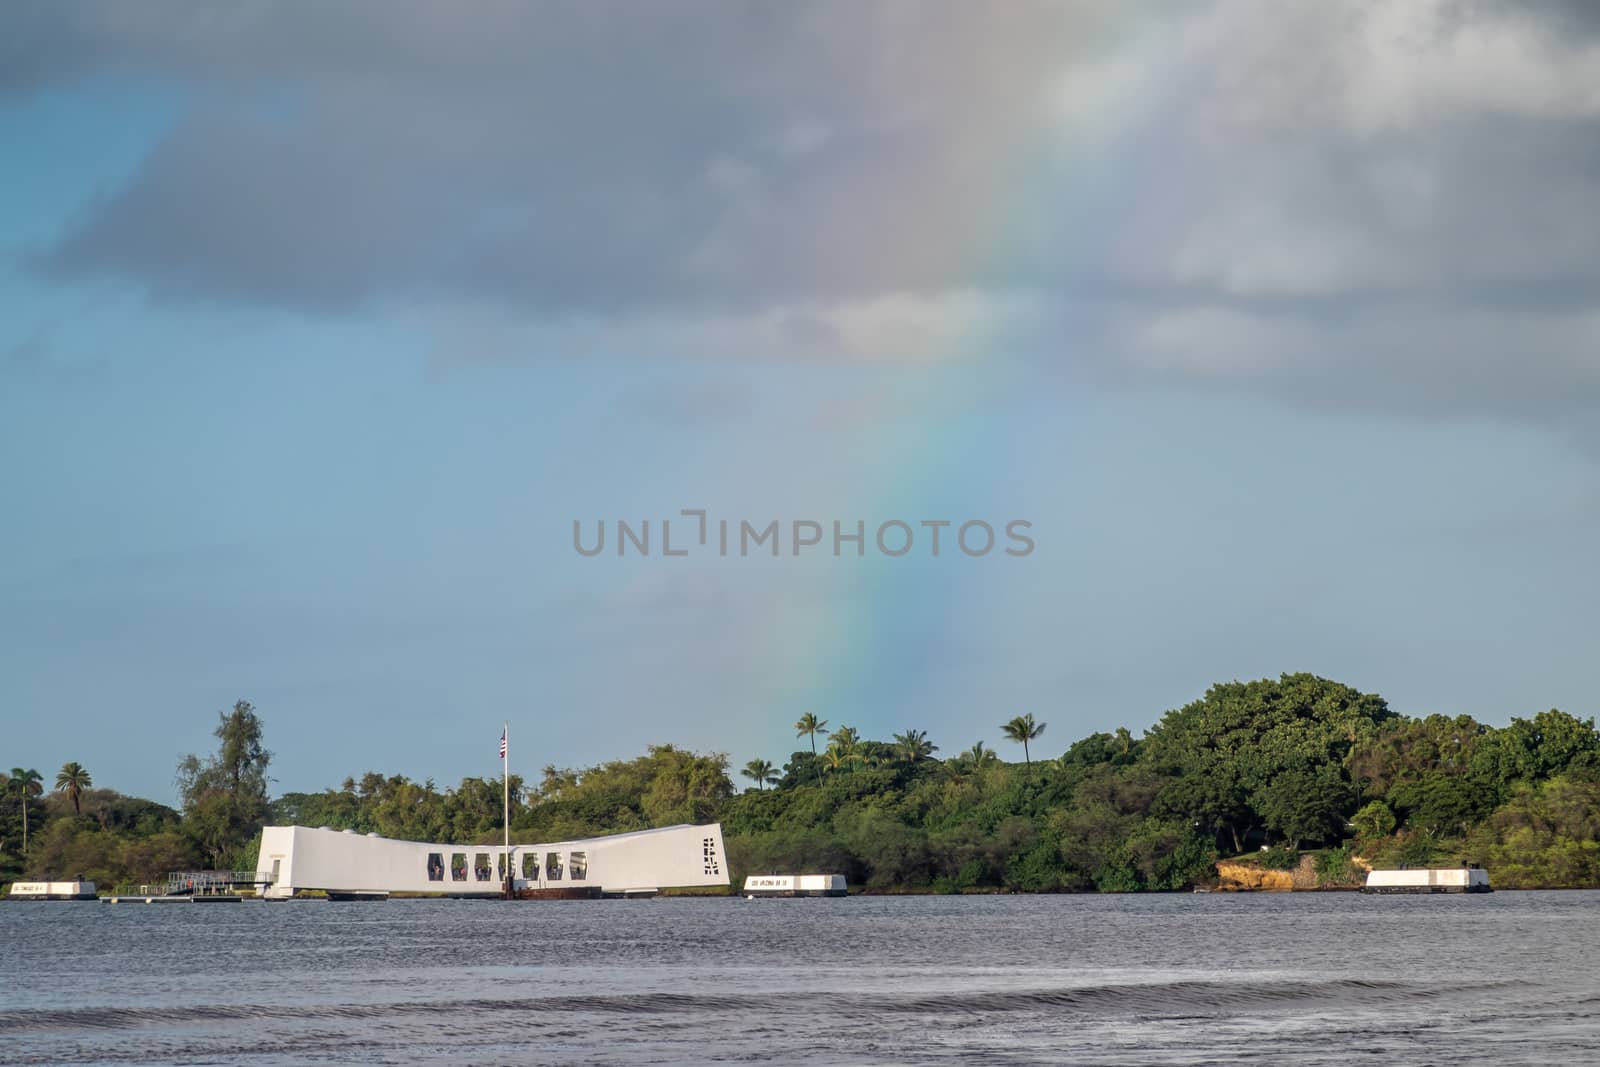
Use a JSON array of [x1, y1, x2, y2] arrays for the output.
[[1260, 847, 1300, 870], [1315, 846, 1359, 884], [1392, 832, 1438, 867], [1005, 842, 1065, 892], [1093, 863, 1139, 893], [1350, 800, 1397, 840]]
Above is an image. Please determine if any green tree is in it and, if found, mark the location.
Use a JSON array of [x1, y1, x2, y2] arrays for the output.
[[946, 742, 998, 784], [55, 762, 93, 816], [1156, 769, 1252, 854], [1122, 817, 1218, 890], [827, 727, 862, 773], [1524, 709, 1600, 778], [509, 745, 733, 841], [9, 767, 43, 856], [633, 746, 732, 826], [1146, 674, 1389, 852], [1001, 714, 1046, 770], [742, 759, 779, 791], [176, 700, 273, 867], [892, 730, 938, 764], [1351, 713, 1485, 801], [1113, 727, 1135, 759], [1254, 765, 1353, 849], [964, 741, 997, 769], [1389, 771, 1481, 838], [1467, 776, 1600, 888], [795, 713, 828, 755], [1349, 799, 1397, 840], [819, 743, 859, 775]]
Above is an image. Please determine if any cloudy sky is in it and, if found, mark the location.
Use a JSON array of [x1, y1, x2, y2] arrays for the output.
[[4, 1, 1600, 802]]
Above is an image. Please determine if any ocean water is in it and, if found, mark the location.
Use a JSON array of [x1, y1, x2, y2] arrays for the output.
[[1, 891, 1596, 1065]]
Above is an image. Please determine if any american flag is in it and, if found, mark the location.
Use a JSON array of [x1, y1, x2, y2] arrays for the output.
[[499, 728, 507, 759]]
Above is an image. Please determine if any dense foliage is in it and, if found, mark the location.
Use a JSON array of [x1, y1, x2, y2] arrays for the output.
[[4, 674, 1599, 892], [176, 701, 274, 869]]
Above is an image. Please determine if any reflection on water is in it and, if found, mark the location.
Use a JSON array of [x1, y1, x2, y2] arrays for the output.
[[2, 892, 1597, 1064]]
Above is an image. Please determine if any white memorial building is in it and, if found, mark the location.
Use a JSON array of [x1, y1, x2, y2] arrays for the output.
[[258, 823, 728, 899]]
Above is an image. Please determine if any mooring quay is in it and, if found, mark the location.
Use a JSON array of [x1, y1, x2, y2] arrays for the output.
[[101, 870, 272, 904]]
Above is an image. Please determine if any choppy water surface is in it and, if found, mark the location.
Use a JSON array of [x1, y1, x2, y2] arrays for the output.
[[2, 891, 1597, 1064]]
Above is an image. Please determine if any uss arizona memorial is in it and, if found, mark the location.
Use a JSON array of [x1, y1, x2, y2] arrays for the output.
[[259, 822, 729, 899], [255, 720, 730, 901]]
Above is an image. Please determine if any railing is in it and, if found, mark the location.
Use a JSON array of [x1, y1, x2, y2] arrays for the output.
[[164, 870, 275, 895]]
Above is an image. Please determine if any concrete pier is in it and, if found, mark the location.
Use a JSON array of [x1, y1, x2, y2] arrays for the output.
[[1362, 867, 1492, 894]]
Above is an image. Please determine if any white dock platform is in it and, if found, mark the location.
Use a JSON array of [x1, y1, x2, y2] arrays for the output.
[[1362, 867, 1491, 894], [7, 880, 97, 901], [743, 874, 847, 898]]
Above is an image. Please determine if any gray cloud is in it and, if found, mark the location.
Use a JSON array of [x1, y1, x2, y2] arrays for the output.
[[13, 1, 1600, 424], [24, 1, 1091, 311]]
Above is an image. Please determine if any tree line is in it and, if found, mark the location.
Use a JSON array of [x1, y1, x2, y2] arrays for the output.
[[5, 674, 1600, 892], [1, 701, 273, 888], [722, 675, 1598, 890]]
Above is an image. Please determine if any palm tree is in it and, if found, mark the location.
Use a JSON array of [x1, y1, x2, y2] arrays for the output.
[[828, 726, 861, 773], [945, 742, 995, 786], [819, 744, 847, 775], [893, 729, 938, 763], [741, 758, 779, 791], [10, 767, 43, 855], [795, 713, 828, 755], [55, 762, 92, 815], [1000, 715, 1046, 771], [820, 740, 867, 775]]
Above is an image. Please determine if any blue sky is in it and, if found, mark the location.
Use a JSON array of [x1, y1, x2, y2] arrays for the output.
[[4, 3, 1600, 803]]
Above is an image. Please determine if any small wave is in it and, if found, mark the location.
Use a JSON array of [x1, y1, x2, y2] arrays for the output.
[[884, 977, 1478, 1016], [0, 978, 1518, 1035]]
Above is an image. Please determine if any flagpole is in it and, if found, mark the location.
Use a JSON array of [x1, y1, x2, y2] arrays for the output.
[[502, 720, 510, 886]]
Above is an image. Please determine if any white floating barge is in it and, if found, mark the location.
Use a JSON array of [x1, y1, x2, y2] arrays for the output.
[[743, 874, 847, 898], [1362, 867, 1491, 894], [7, 880, 97, 901]]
